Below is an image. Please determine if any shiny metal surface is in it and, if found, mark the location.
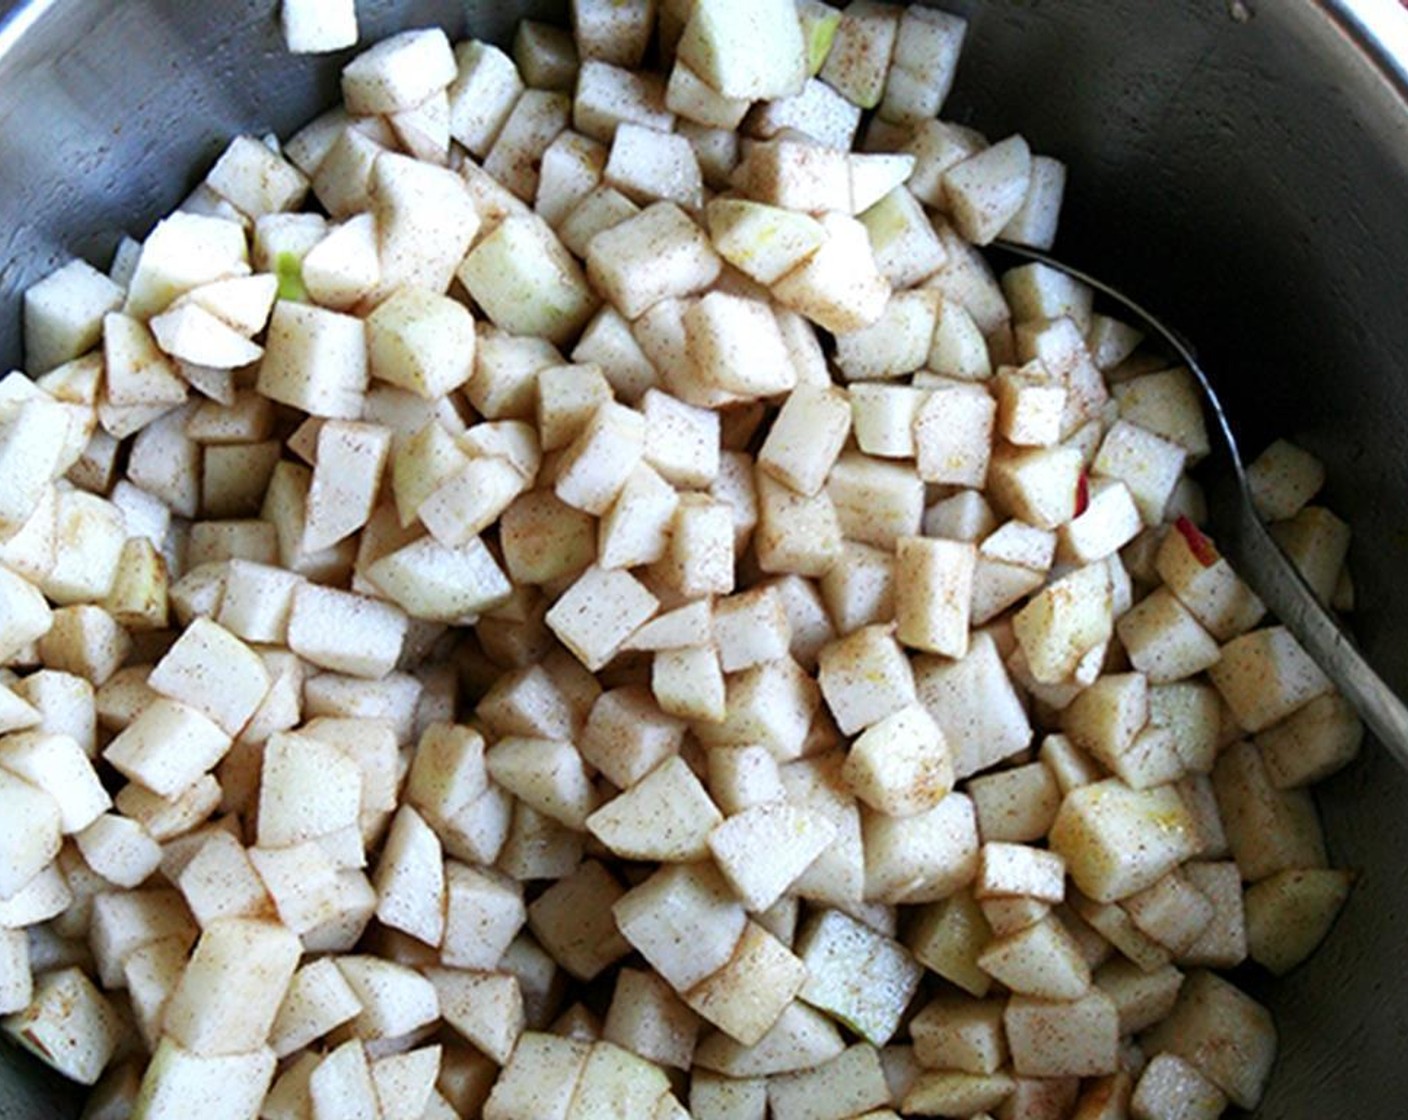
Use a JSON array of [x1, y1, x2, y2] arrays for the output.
[[3, 0, 1408, 1115], [994, 239, 1408, 776]]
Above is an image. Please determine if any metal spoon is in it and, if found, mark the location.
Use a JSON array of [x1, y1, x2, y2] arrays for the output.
[[992, 241, 1408, 767]]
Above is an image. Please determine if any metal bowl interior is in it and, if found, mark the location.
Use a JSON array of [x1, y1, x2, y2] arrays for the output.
[[3, 0, 1408, 1114]]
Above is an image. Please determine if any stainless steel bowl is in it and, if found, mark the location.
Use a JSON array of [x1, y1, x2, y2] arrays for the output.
[[3, 1, 1408, 1115]]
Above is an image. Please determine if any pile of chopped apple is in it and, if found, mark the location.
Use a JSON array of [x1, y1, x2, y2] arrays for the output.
[[0, 1, 1362, 1118]]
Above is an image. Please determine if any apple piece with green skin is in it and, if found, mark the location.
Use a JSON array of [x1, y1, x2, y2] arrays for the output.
[[799, 0, 843, 76], [819, 1, 902, 111]]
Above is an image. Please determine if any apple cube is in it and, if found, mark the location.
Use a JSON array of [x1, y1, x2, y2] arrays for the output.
[[587, 755, 723, 861], [205, 135, 308, 222], [163, 917, 301, 1056], [1255, 692, 1362, 789], [1000, 154, 1068, 250], [124, 212, 250, 320], [976, 843, 1066, 903], [849, 383, 926, 459], [796, 908, 923, 1045], [707, 200, 825, 286], [447, 40, 524, 158], [879, 6, 966, 123], [818, 2, 900, 110], [536, 131, 609, 231], [604, 123, 704, 209], [734, 138, 851, 214], [707, 744, 786, 815], [1208, 625, 1330, 734], [1129, 1053, 1226, 1120], [0, 929, 29, 1016], [1154, 522, 1265, 642], [1116, 587, 1220, 684], [819, 540, 894, 635], [892, 536, 975, 658], [282, 0, 356, 53], [1142, 970, 1275, 1110], [428, 969, 523, 1065], [912, 381, 995, 489], [676, 0, 807, 99], [769, 1044, 891, 1120], [587, 202, 722, 320], [287, 583, 408, 679], [1050, 779, 1200, 903], [685, 292, 796, 402], [692, 1000, 845, 1078], [24, 259, 124, 375], [342, 29, 456, 114], [816, 624, 914, 735], [689, 1069, 768, 1118], [572, 60, 673, 144], [773, 212, 890, 334], [131, 1037, 275, 1119], [978, 916, 1091, 1001], [459, 215, 597, 347], [425, 863, 520, 974], [257, 301, 368, 419], [967, 761, 1061, 844], [708, 801, 837, 912], [825, 451, 924, 550], [834, 291, 937, 383], [579, 686, 687, 789], [176, 830, 271, 930], [614, 862, 747, 992], [568, 0, 652, 67], [1011, 562, 1112, 685], [902, 1072, 1015, 1117], [842, 702, 951, 819], [986, 443, 1084, 531], [365, 287, 476, 401], [909, 993, 1006, 1074], [1092, 420, 1188, 526], [484, 1031, 592, 1120], [1, 964, 125, 1086], [941, 135, 1032, 245], [545, 564, 658, 671], [912, 631, 1031, 779], [1243, 867, 1352, 977], [1060, 477, 1143, 563], [603, 967, 701, 1070], [1212, 739, 1327, 881], [690, 656, 818, 763], [1122, 869, 1215, 955], [684, 920, 807, 1046], [100, 698, 229, 801], [1242, 437, 1324, 524], [1005, 988, 1119, 1078], [515, 20, 579, 92], [652, 646, 727, 722]]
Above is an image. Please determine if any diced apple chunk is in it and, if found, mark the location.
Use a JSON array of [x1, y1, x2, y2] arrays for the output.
[[795, 908, 923, 1046], [1142, 970, 1276, 1110], [1049, 779, 1200, 903], [1208, 626, 1330, 733], [587, 756, 723, 862], [677, 0, 807, 100], [614, 863, 747, 993], [709, 801, 837, 912], [1244, 867, 1353, 976]]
